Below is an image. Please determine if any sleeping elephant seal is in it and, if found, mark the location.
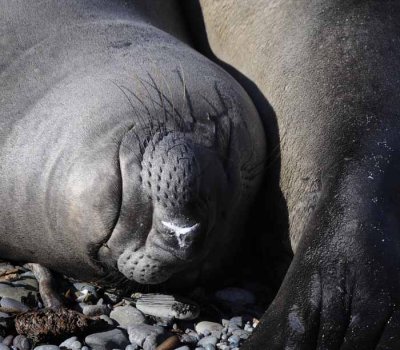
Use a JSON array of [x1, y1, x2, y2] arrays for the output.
[[185, 0, 400, 348], [0, 0, 266, 287]]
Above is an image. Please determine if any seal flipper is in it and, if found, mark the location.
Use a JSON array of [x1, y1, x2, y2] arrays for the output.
[[24, 263, 62, 310]]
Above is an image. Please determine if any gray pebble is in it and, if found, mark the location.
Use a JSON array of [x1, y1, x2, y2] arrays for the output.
[[0, 312, 10, 318], [197, 336, 218, 347], [127, 324, 165, 348], [34, 346, 60, 350], [0, 284, 37, 304], [12, 335, 29, 350], [175, 347, 190, 350], [124, 345, 138, 350], [0, 345, 10, 350], [195, 321, 224, 335], [60, 336, 78, 348], [69, 341, 81, 350], [109, 305, 146, 329], [99, 315, 115, 326], [136, 294, 199, 320], [203, 345, 215, 350], [2, 336, 13, 346], [81, 347, 89, 350], [0, 298, 29, 313], [82, 304, 110, 317], [228, 335, 240, 345], [229, 317, 243, 327], [232, 329, 250, 340], [85, 329, 129, 350], [180, 334, 198, 344]]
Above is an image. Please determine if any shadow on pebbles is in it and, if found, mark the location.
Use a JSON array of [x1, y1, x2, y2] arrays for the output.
[[0, 262, 268, 350]]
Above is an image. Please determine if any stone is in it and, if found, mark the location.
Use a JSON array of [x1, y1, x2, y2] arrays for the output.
[[197, 336, 218, 347], [175, 347, 190, 350], [2, 336, 13, 346], [127, 324, 165, 348], [34, 346, 60, 350], [136, 294, 199, 320], [12, 336, 29, 350], [125, 346, 138, 350], [60, 336, 78, 348], [195, 322, 223, 335], [0, 298, 29, 313], [82, 304, 110, 317], [0, 345, 9, 350], [109, 305, 146, 329], [85, 329, 129, 350], [0, 284, 37, 304], [12, 277, 38, 290], [215, 288, 255, 306]]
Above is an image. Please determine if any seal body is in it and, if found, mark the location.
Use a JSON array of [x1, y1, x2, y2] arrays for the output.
[[186, 0, 400, 348], [0, 0, 265, 285]]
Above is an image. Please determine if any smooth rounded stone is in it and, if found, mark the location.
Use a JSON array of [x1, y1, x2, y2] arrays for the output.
[[0, 312, 10, 318], [0, 264, 15, 275], [2, 336, 13, 346], [12, 277, 38, 290], [0, 345, 9, 350], [175, 347, 190, 350], [127, 324, 165, 348], [228, 335, 240, 345], [197, 336, 218, 347], [99, 315, 115, 326], [203, 345, 215, 350], [70, 342, 81, 350], [0, 298, 29, 313], [60, 337, 78, 349], [34, 346, 60, 350], [12, 335, 29, 350], [215, 288, 255, 306], [85, 329, 129, 350], [82, 304, 111, 317], [136, 294, 199, 320], [195, 322, 223, 336], [0, 284, 37, 304], [217, 346, 229, 350], [109, 305, 146, 329], [81, 347, 89, 350], [229, 317, 243, 328], [231, 329, 250, 340], [125, 345, 138, 350], [180, 334, 198, 344]]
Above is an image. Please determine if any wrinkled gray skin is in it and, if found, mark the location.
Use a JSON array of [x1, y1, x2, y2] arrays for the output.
[[0, 0, 265, 286], [186, 0, 400, 348]]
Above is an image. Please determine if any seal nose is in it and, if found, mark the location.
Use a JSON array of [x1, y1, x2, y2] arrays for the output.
[[160, 220, 203, 253]]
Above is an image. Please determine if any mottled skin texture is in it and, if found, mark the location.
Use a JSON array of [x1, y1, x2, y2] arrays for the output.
[[0, 1, 265, 286], [185, 0, 400, 348]]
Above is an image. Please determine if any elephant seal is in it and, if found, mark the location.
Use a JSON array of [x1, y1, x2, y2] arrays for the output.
[[0, 0, 266, 287], [185, 0, 400, 348]]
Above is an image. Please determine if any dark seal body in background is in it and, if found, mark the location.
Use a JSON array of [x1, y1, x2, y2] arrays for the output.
[[0, 1, 266, 287], [185, 0, 400, 348]]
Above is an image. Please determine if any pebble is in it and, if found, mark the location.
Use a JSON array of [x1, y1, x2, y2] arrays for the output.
[[136, 294, 199, 320], [82, 304, 111, 317], [0, 298, 29, 313], [81, 347, 89, 350], [195, 322, 223, 335], [0, 345, 9, 350], [125, 345, 138, 350], [0, 312, 10, 318], [0, 284, 36, 304], [197, 336, 218, 347], [174, 347, 190, 350], [127, 324, 165, 348], [2, 336, 13, 346], [215, 288, 255, 306], [12, 336, 29, 350], [60, 337, 78, 348], [99, 315, 115, 326], [85, 329, 130, 350], [34, 346, 60, 350], [109, 305, 146, 329]]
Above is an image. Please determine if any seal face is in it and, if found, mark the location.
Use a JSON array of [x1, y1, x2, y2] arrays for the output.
[[0, 0, 266, 286]]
